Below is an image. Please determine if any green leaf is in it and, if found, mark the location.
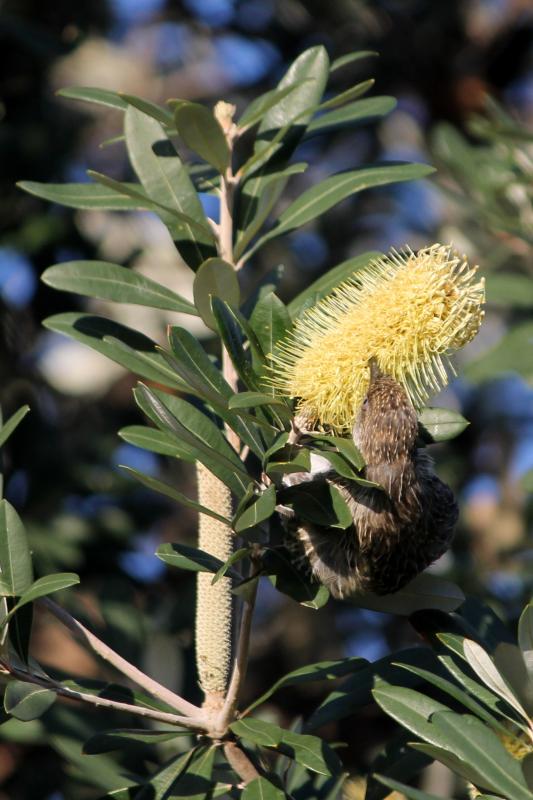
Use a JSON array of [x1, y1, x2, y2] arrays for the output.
[[234, 485, 276, 532], [463, 638, 529, 721], [134, 385, 250, 496], [235, 164, 308, 261], [239, 81, 309, 129], [167, 744, 217, 800], [119, 94, 174, 127], [245, 657, 367, 714], [250, 292, 291, 357], [330, 51, 378, 72], [372, 684, 450, 744], [42, 261, 197, 315], [347, 573, 465, 616], [124, 106, 215, 269], [211, 298, 259, 391], [0, 500, 33, 596], [193, 258, 240, 331], [211, 547, 251, 584], [266, 445, 311, 475], [426, 711, 532, 799], [317, 79, 375, 111], [228, 392, 287, 410], [288, 251, 381, 317], [418, 407, 469, 443], [281, 730, 339, 776], [121, 466, 231, 524], [264, 547, 330, 609], [373, 775, 455, 800], [0, 406, 30, 450], [306, 434, 365, 470], [486, 274, 533, 308], [84, 728, 187, 754], [135, 749, 195, 800], [306, 448, 358, 480], [366, 732, 433, 800], [4, 681, 56, 721], [230, 717, 283, 747], [43, 313, 184, 389], [57, 85, 127, 110], [119, 425, 195, 461], [284, 482, 353, 529], [88, 170, 212, 238], [174, 102, 230, 174], [305, 96, 396, 138], [242, 777, 287, 800], [247, 163, 435, 257], [2, 573, 79, 625], [255, 45, 329, 166], [156, 542, 239, 578], [518, 604, 533, 682], [17, 181, 148, 210]]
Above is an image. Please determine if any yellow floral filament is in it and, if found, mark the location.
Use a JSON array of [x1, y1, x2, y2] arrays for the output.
[[270, 244, 485, 432]]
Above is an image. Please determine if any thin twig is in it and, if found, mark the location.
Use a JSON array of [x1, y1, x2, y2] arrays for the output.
[[218, 577, 258, 730], [1, 661, 205, 730], [39, 597, 202, 719]]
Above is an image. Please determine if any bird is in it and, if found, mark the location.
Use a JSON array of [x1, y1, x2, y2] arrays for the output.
[[289, 359, 458, 598]]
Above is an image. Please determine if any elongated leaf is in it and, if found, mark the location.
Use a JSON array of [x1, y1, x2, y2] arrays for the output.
[[4, 681, 56, 721], [0, 406, 30, 450], [0, 500, 33, 596], [247, 163, 435, 258], [57, 85, 127, 110], [168, 744, 218, 800], [43, 313, 184, 389], [307, 434, 365, 470], [409, 742, 488, 793], [42, 261, 197, 315], [239, 81, 308, 129], [281, 730, 339, 776], [235, 164, 308, 260], [264, 547, 330, 609], [305, 96, 396, 138], [366, 732, 433, 800], [193, 258, 240, 330], [125, 106, 215, 269], [88, 170, 212, 238], [211, 298, 259, 390], [119, 425, 195, 461], [234, 485, 276, 532], [267, 445, 311, 475], [136, 749, 195, 800], [418, 408, 469, 443], [211, 547, 251, 584], [250, 292, 291, 358], [330, 51, 378, 72], [134, 385, 250, 496], [17, 181, 148, 210], [246, 657, 367, 714], [427, 711, 532, 799], [122, 466, 231, 524], [156, 543, 239, 579], [317, 79, 375, 112], [84, 728, 187, 754], [228, 392, 287, 410], [2, 573, 79, 625], [518, 604, 533, 682], [255, 46, 329, 166], [174, 102, 230, 174], [284, 482, 353, 529], [231, 717, 283, 747], [288, 251, 381, 317], [242, 777, 287, 800], [307, 447, 358, 480], [463, 638, 529, 721], [120, 94, 174, 127], [347, 573, 465, 616], [373, 775, 454, 800]]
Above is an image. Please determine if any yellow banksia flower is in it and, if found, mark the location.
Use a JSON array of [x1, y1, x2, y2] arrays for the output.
[[270, 244, 485, 432]]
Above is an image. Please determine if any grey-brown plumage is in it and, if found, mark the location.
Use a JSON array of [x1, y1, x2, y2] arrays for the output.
[[294, 361, 458, 598]]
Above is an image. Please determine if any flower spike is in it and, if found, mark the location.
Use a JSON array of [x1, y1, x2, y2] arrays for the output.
[[270, 244, 485, 432]]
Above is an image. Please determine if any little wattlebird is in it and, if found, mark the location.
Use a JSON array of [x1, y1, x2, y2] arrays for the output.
[[289, 359, 459, 598]]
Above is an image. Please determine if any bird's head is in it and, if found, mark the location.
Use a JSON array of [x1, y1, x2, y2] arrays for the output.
[[352, 359, 418, 465]]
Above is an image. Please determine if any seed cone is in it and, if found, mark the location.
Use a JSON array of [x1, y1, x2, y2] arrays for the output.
[[270, 244, 485, 432], [195, 463, 233, 700]]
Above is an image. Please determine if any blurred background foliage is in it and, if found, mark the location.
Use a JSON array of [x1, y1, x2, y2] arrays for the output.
[[0, 0, 532, 797]]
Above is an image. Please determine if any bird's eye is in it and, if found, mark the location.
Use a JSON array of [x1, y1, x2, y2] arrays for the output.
[[363, 397, 369, 407]]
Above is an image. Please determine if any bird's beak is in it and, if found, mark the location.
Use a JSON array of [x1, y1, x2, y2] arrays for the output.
[[368, 357, 381, 385]]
